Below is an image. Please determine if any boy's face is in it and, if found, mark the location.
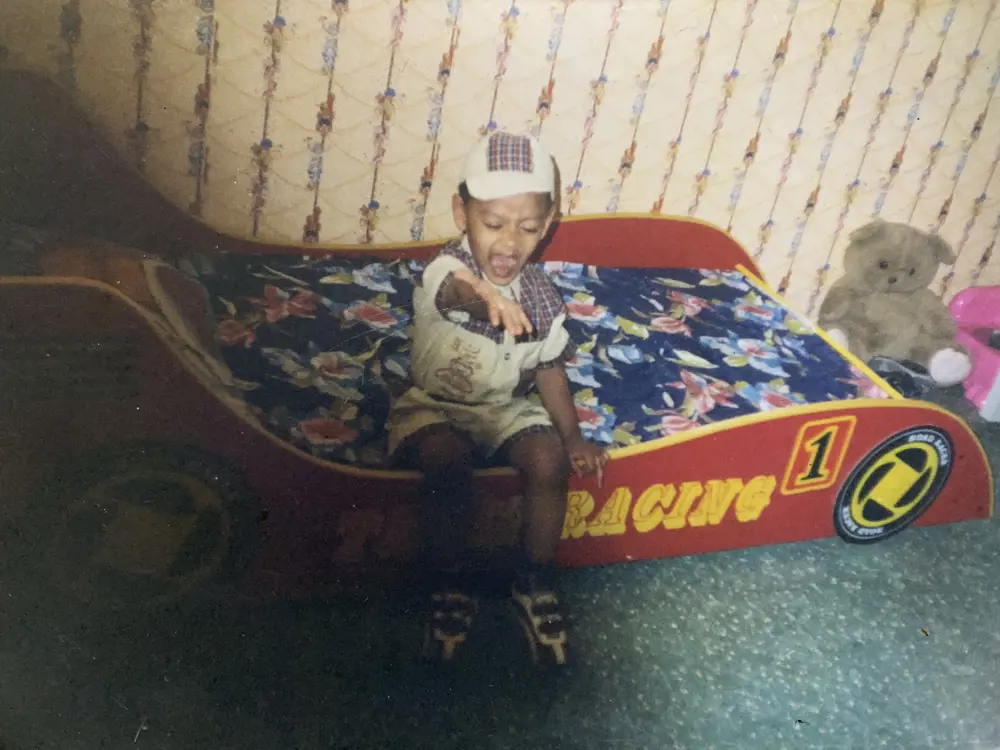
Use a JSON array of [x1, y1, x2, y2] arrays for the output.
[[452, 192, 554, 286]]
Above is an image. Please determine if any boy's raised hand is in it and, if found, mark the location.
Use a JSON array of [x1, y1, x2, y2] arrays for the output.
[[453, 267, 533, 337], [485, 293, 533, 337]]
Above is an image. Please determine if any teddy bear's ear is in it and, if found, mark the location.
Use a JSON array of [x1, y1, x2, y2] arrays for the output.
[[928, 232, 956, 265], [848, 218, 887, 245]]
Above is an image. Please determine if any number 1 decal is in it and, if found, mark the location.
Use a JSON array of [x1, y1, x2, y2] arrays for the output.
[[799, 429, 835, 482], [781, 416, 857, 495]]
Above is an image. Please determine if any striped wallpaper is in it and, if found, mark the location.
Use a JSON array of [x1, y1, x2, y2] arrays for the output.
[[3, 0, 999, 315]]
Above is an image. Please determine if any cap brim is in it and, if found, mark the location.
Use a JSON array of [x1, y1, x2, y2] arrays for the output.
[[465, 172, 554, 202]]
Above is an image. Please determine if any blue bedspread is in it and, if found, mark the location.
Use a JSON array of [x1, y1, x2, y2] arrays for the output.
[[205, 256, 888, 467]]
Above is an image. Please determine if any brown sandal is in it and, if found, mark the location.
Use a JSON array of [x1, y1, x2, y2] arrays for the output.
[[423, 590, 478, 663], [511, 579, 569, 667]]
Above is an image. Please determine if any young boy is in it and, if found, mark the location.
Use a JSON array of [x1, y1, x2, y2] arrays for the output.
[[387, 132, 607, 666]]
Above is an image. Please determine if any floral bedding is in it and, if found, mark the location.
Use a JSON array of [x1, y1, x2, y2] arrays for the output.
[[206, 255, 889, 468]]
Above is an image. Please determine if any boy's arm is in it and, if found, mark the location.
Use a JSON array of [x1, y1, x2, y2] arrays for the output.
[[535, 364, 584, 446], [536, 364, 608, 485], [437, 269, 490, 321]]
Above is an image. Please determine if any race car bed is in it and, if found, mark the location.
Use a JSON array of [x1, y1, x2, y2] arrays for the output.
[[0, 216, 993, 605]]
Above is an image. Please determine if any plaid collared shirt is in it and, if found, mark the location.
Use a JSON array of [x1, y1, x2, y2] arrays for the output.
[[423, 239, 571, 361], [408, 238, 574, 402]]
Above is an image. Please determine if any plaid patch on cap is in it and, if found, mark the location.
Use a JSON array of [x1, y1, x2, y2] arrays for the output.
[[487, 132, 534, 174]]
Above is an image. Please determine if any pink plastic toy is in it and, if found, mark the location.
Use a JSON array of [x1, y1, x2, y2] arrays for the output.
[[949, 285, 1000, 422]]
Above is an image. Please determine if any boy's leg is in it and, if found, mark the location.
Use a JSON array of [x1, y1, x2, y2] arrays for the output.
[[504, 429, 571, 566], [411, 424, 476, 571], [406, 424, 479, 662], [503, 430, 572, 666]]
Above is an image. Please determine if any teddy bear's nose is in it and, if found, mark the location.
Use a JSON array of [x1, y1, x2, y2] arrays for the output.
[[888, 275, 898, 285]]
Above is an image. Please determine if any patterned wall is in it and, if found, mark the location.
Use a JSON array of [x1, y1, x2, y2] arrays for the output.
[[3, 0, 1000, 315]]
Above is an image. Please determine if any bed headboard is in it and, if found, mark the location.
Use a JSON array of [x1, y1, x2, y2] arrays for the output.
[[539, 215, 759, 274], [215, 215, 762, 278]]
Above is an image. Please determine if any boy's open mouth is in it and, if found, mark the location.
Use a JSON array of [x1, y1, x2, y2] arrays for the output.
[[489, 254, 519, 279]]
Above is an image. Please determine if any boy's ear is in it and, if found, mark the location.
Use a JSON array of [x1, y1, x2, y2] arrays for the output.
[[551, 155, 562, 221], [451, 192, 468, 233]]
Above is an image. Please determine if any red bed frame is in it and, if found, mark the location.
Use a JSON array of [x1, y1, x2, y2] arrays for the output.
[[0, 215, 992, 605]]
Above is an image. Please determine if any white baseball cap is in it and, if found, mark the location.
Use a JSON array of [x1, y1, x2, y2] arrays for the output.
[[461, 131, 555, 201]]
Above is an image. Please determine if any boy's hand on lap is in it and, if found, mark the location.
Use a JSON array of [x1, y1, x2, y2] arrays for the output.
[[565, 437, 609, 488]]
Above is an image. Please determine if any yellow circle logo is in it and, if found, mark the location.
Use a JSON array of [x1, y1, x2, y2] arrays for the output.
[[849, 443, 939, 527], [835, 427, 952, 543]]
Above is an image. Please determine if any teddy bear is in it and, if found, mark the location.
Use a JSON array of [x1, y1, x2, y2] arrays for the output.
[[818, 218, 972, 388]]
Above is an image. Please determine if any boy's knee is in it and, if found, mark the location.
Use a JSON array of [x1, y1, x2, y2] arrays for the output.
[[415, 425, 474, 475], [540, 447, 572, 485]]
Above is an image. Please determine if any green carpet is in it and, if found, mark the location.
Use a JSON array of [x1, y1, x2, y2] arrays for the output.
[[2, 389, 997, 750]]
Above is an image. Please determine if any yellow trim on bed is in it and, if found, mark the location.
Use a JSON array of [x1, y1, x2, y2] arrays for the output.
[[609, 397, 967, 457], [560, 212, 740, 230]]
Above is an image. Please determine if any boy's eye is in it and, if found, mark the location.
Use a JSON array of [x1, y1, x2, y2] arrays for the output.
[[522, 226, 540, 234], [484, 223, 502, 230]]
